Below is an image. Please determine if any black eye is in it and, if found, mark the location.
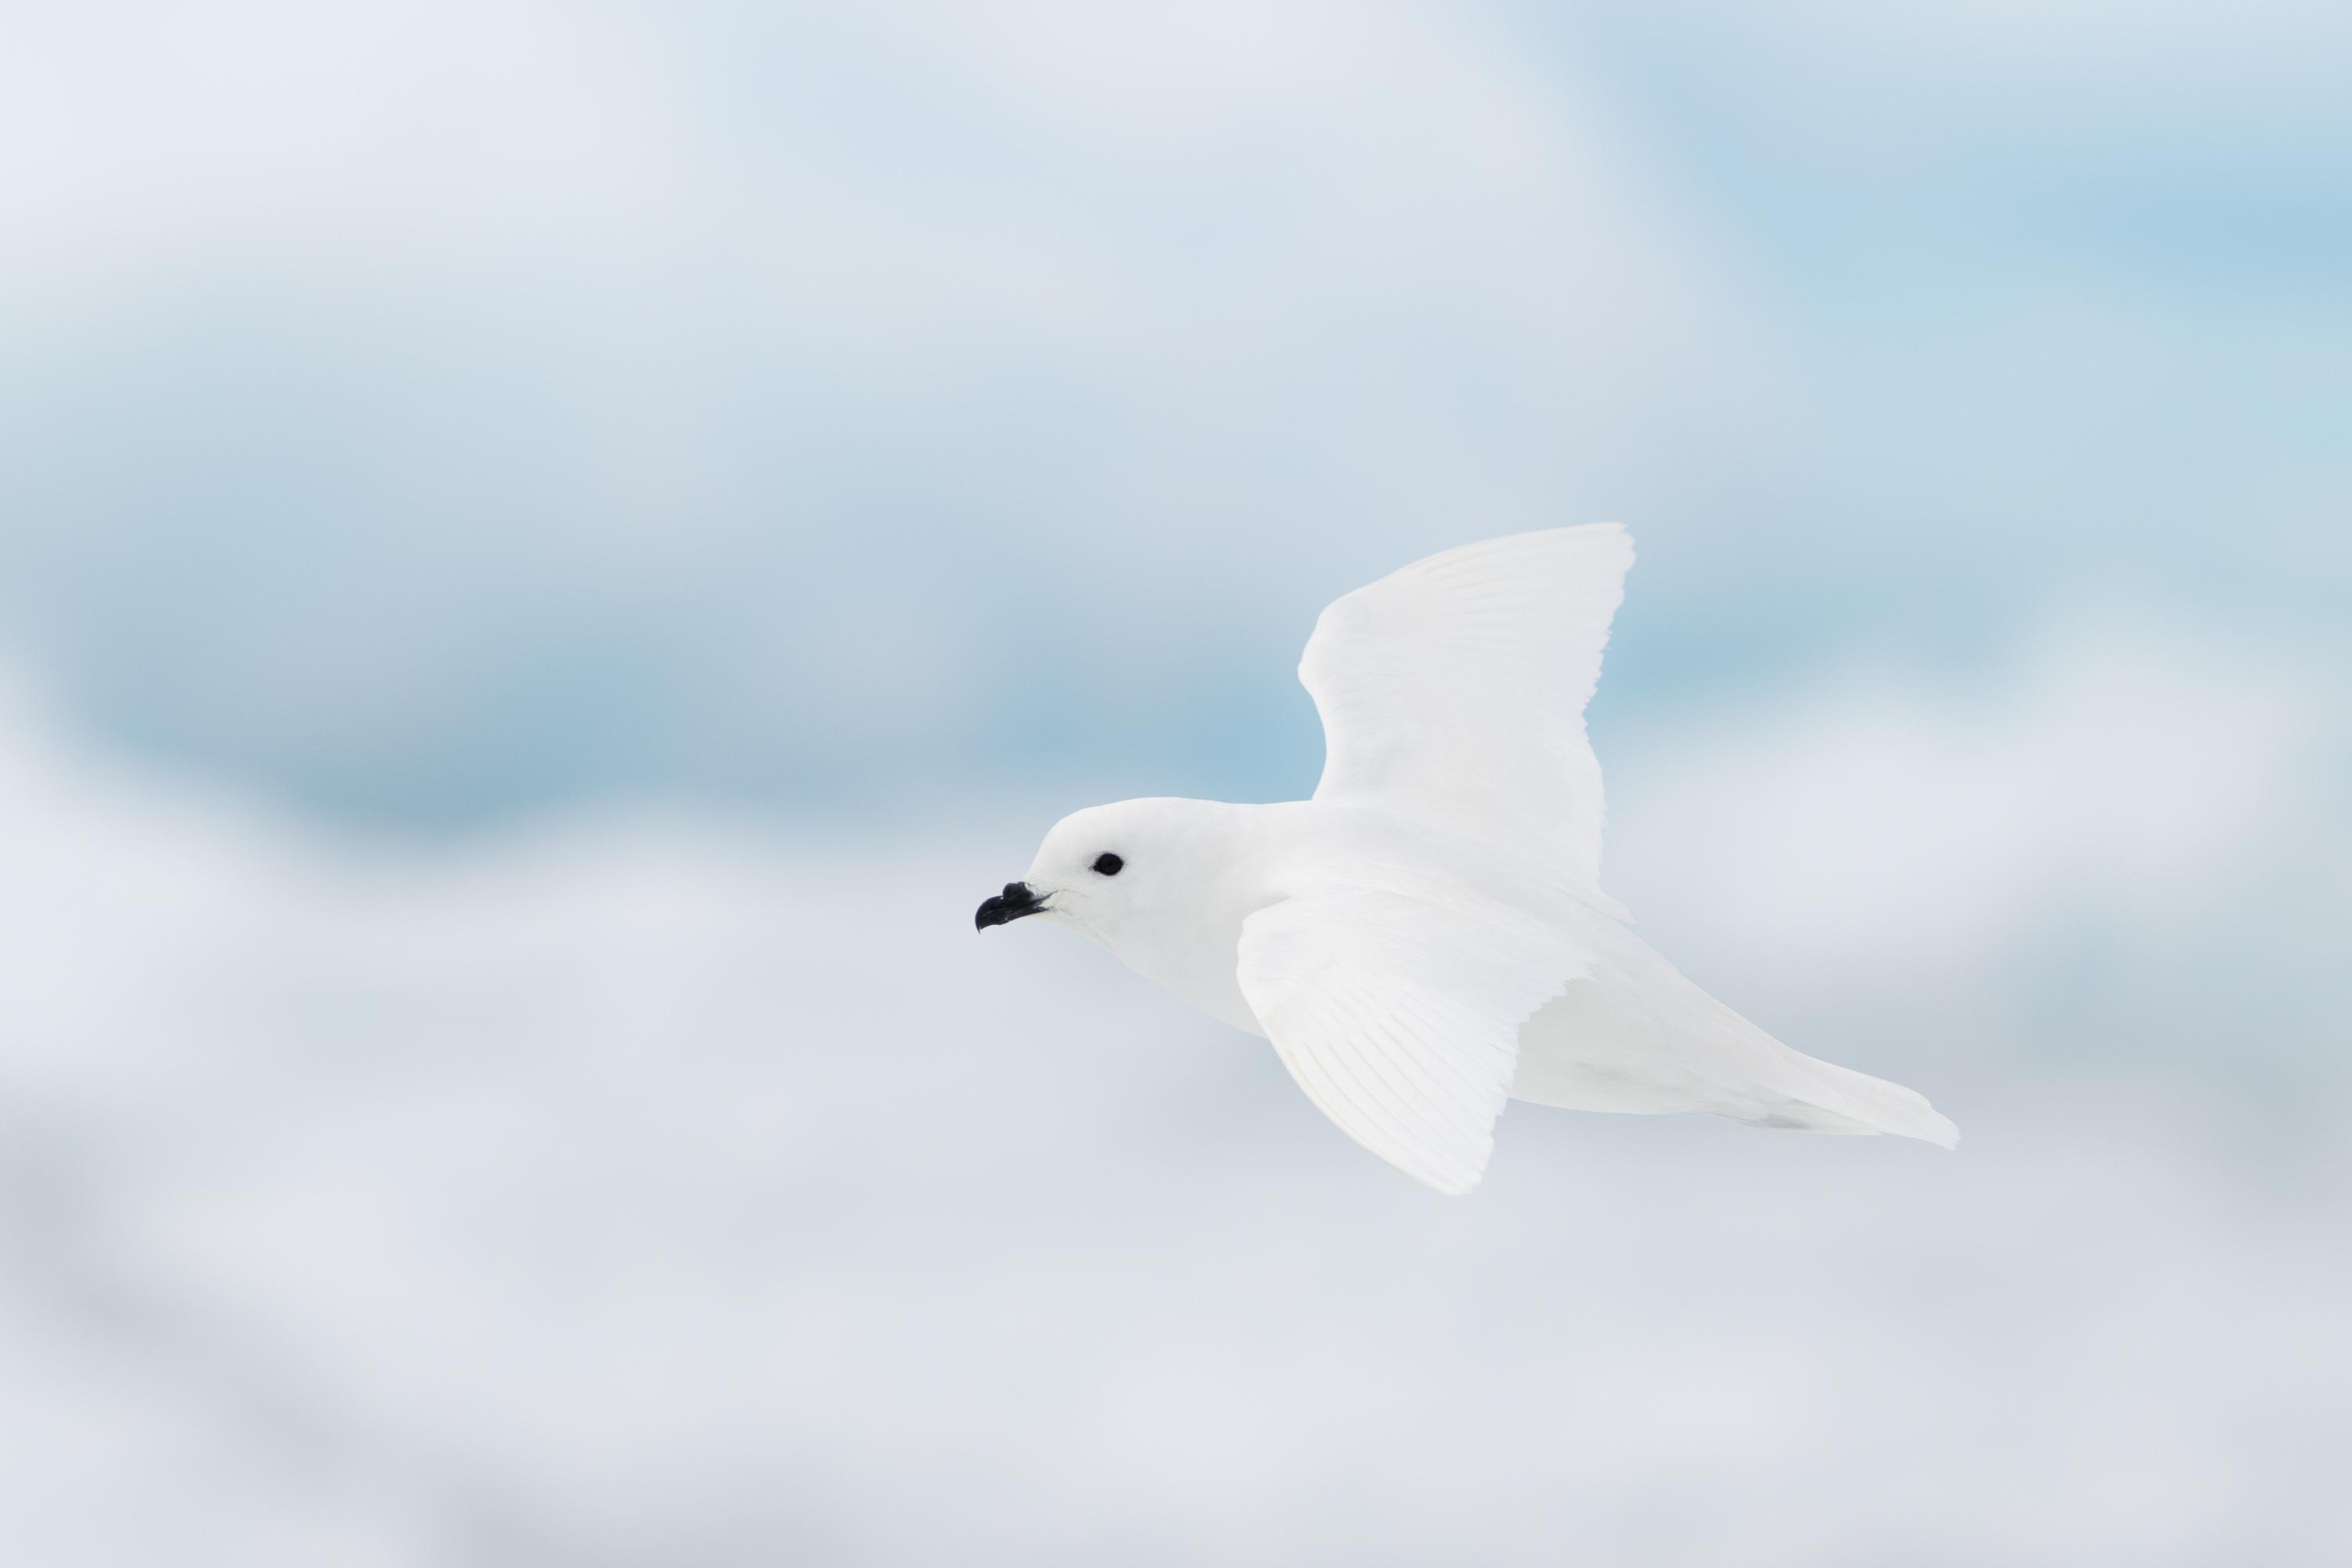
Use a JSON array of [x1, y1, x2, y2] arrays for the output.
[[1092, 852, 1123, 877]]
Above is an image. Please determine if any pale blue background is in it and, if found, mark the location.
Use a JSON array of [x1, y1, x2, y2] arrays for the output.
[[5, 2, 2344, 826], [2, 4, 2347, 1563]]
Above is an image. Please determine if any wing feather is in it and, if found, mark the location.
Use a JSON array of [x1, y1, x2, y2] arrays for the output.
[[1235, 887, 1584, 1194], [1300, 524, 1633, 891]]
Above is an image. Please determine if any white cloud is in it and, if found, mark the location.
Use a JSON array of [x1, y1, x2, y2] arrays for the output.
[[0, 0, 1784, 818], [1602, 615, 2351, 1080], [2, 616, 2347, 1563], [0, 0, 1755, 506], [1610, 612, 2342, 957]]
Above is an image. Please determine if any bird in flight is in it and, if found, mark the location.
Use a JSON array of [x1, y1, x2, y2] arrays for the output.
[[976, 525, 1956, 1193]]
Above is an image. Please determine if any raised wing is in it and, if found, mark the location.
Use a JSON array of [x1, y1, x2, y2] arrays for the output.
[[1236, 887, 1585, 1194], [1300, 525, 1633, 890]]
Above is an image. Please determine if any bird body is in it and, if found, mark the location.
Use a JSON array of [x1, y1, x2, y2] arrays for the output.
[[978, 525, 1955, 1193]]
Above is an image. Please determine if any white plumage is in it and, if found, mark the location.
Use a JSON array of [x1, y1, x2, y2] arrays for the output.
[[982, 525, 1957, 1193]]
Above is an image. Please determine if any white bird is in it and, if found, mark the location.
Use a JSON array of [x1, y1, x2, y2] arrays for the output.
[[976, 525, 1956, 1193]]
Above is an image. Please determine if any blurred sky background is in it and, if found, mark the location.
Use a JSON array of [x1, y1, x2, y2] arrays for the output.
[[2, 2, 2350, 1564]]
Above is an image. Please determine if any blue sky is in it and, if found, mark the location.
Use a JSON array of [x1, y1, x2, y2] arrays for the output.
[[3, 0, 2343, 826]]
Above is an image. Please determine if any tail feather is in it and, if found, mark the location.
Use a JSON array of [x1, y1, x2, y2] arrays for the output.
[[1744, 1054, 1960, 1148], [1510, 922, 1961, 1149]]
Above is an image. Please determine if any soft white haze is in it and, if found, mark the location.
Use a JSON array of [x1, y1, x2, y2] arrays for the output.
[[5, 617, 2347, 1563]]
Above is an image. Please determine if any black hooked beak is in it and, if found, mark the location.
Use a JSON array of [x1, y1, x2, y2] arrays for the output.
[[975, 880, 1045, 931]]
